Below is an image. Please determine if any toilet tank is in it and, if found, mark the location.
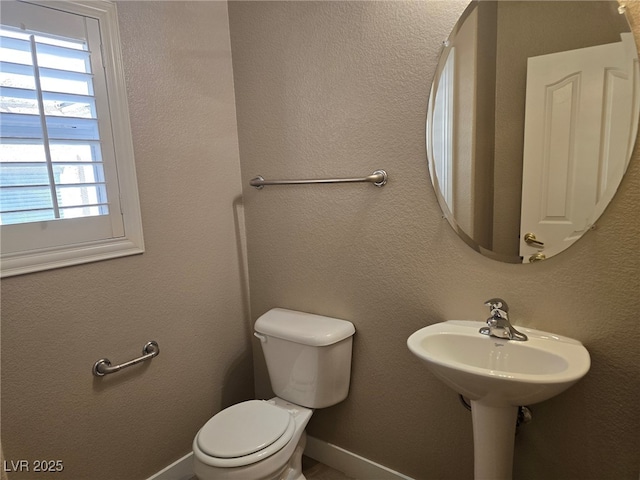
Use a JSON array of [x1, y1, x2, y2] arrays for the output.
[[254, 308, 355, 409]]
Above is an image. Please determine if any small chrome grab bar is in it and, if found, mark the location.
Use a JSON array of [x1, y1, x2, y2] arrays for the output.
[[250, 169, 387, 189], [92, 341, 159, 377]]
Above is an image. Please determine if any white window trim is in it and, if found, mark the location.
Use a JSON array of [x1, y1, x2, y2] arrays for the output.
[[1, 0, 144, 277]]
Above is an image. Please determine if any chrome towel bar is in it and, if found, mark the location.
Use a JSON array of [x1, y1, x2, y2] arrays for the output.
[[250, 169, 387, 189], [92, 341, 159, 377]]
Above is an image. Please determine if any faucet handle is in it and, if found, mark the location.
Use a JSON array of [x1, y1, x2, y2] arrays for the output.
[[484, 298, 509, 317]]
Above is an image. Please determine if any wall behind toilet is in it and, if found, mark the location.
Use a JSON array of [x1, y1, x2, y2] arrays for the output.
[[229, 2, 640, 479], [0, 2, 253, 479]]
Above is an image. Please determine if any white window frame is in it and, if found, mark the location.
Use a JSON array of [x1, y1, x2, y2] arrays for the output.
[[0, 0, 144, 277]]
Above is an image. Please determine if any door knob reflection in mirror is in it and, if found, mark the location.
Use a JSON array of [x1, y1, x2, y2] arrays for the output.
[[529, 252, 546, 262], [524, 233, 545, 248]]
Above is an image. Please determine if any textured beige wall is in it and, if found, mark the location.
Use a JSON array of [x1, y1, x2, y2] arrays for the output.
[[1, 2, 253, 479], [229, 2, 639, 479]]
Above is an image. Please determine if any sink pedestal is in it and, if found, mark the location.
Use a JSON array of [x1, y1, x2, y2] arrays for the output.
[[471, 401, 518, 480]]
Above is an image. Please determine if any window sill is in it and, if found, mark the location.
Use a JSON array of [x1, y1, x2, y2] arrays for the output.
[[1, 237, 144, 278]]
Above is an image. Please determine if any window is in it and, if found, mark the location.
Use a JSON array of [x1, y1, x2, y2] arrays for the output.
[[0, 0, 143, 277]]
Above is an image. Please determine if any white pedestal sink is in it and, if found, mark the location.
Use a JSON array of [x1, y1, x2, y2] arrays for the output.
[[407, 320, 590, 480]]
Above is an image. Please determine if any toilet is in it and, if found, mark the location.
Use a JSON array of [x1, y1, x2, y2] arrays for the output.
[[193, 308, 356, 480]]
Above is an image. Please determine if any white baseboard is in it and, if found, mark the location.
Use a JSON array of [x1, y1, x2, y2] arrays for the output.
[[305, 436, 414, 480], [146, 452, 193, 480], [147, 437, 413, 480]]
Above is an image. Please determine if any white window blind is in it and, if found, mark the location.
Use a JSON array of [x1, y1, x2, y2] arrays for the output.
[[1, 26, 110, 225], [0, 1, 143, 277]]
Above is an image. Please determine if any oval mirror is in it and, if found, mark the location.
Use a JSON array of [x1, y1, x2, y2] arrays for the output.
[[426, 0, 639, 263]]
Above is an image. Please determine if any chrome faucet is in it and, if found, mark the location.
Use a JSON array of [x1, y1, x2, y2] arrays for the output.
[[479, 298, 528, 341]]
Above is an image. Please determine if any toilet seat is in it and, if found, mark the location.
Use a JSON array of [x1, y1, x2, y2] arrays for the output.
[[195, 400, 295, 468]]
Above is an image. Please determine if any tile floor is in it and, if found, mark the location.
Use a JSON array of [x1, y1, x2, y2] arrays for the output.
[[303, 457, 354, 480]]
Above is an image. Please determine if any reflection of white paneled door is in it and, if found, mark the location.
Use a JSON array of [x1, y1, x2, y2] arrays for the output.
[[520, 33, 639, 261]]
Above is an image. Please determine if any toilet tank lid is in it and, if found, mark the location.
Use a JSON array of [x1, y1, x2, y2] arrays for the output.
[[255, 308, 355, 346]]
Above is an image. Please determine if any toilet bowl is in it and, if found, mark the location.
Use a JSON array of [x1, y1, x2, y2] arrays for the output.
[[192, 308, 355, 480], [193, 398, 312, 480]]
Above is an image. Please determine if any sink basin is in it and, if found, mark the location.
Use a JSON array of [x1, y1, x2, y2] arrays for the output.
[[407, 320, 590, 406], [408, 319, 590, 480]]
